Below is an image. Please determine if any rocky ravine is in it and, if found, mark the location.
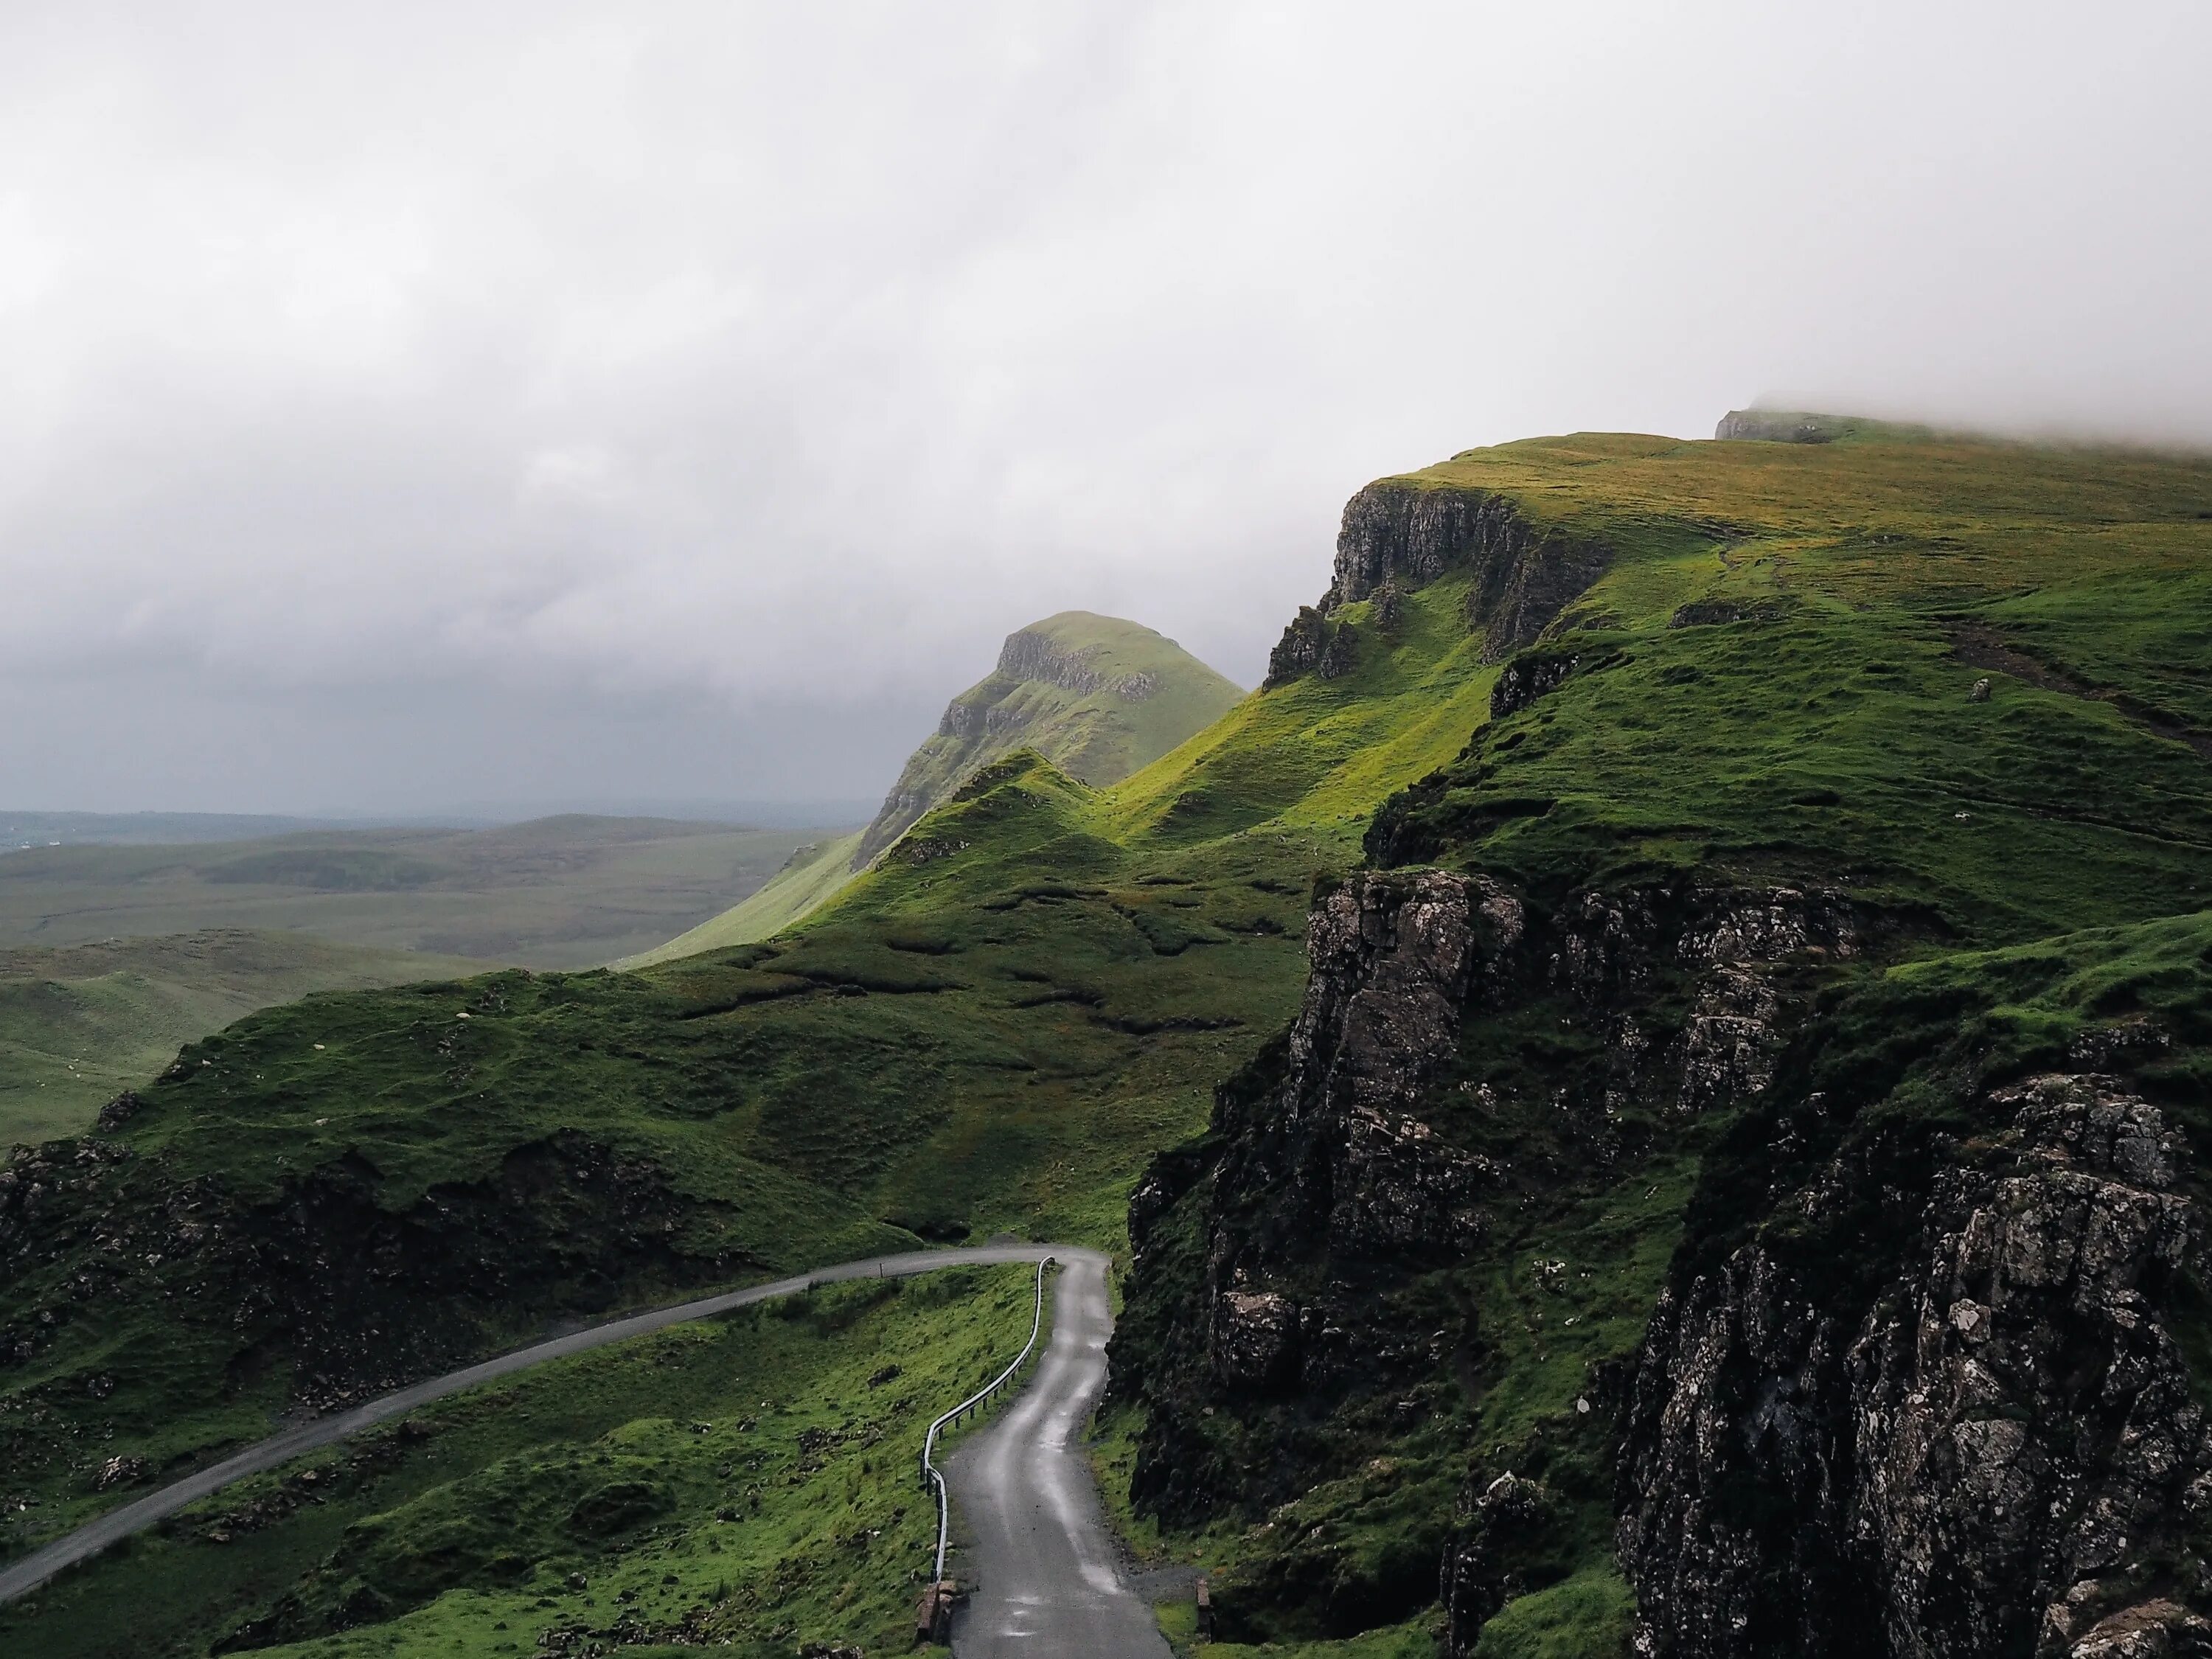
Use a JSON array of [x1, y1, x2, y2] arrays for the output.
[[1115, 847, 2212, 1655]]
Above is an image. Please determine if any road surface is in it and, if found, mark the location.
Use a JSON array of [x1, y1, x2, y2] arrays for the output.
[[945, 1250, 1172, 1658], [0, 1242, 1066, 1607]]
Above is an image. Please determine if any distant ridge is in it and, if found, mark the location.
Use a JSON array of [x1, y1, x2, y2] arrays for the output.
[[0, 811, 362, 849], [1714, 407, 1945, 444]]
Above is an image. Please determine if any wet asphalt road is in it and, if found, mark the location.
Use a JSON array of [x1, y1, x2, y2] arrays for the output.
[[0, 1242, 1067, 1607], [945, 1251, 1171, 1659]]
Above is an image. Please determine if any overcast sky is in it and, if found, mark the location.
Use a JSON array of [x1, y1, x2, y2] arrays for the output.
[[6, 2, 2209, 817]]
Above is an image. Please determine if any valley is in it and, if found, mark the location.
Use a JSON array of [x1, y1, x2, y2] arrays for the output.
[[0, 816, 840, 970], [5, 414, 2212, 1658]]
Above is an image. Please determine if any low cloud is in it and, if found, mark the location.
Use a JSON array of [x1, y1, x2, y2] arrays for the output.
[[6, 1, 2208, 811]]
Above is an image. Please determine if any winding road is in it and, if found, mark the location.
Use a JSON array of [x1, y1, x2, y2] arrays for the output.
[[0, 1239, 1141, 1628], [945, 1251, 1171, 1658]]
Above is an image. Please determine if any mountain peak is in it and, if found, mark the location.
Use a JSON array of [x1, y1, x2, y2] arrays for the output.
[[852, 613, 1240, 869]]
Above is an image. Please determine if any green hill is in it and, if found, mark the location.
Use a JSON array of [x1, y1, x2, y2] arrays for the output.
[[849, 610, 1244, 869], [0, 932, 493, 1148], [624, 611, 1242, 964], [9, 419, 2212, 1658]]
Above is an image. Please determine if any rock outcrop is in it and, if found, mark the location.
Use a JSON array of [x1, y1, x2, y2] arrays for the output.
[[1116, 830, 2212, 1658], [1113, 869, 1862, 1640], [1489, 650, 1582, 720], [1618, 1073, 2212, 1659], [1265, 481, 1612, 686], [1714, 408, 1844, 443], [994, 626, 1161, 698], [1265, 606, 1358, 688]]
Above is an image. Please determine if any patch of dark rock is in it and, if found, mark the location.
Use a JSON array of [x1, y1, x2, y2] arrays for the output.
[[1620, 1070, 2211, 1658], [1265, 606, 1346, 687], [1112, 869, 1868, 1649], [94, 1091, 145, 1133], [1099, 1012, 1242, 1037]]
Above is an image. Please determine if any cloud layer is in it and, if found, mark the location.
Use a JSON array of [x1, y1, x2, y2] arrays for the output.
[[7, 1, 2209, 812]]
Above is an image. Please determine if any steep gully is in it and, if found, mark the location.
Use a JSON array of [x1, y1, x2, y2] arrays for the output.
[[0, 1241, 1154, 1645]]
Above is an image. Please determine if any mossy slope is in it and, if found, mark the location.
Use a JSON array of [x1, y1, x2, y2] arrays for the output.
[[0, 931, 490, 1148]]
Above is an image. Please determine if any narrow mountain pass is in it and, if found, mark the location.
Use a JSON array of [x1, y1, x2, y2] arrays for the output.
[[945, 1251, 1171, 1658], [0, 1242, 1068, 1607]]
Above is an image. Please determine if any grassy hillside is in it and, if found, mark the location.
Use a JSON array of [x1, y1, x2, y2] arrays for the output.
[[0, 932, 490, 1148], [8, 420, 2212, 1655], [0, 574, 1484, 1646], [623, 831, 864, 967], [0, 816, 838, 968]]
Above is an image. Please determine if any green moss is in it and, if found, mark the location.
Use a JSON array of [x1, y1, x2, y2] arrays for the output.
[[1470, 1569, 1635, 1658]]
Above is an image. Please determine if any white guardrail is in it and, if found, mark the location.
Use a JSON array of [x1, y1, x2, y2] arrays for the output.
[[919, 1255, 1054, 1585]]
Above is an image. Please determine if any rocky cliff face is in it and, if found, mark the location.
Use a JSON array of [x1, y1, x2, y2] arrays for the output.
[[992, 626, 1160, 698], [1113, 865, 1863, 1641], [1117, 832, 2212, 1655], [1264, 481, 1612, 686], [1714, 409, 1843, 443], [1618, 1070, 2212, 1659]]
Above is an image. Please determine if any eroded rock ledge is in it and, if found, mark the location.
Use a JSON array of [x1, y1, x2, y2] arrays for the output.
[[1265, 481, 1612, 686], [1117, 847, 2212, 1655]]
